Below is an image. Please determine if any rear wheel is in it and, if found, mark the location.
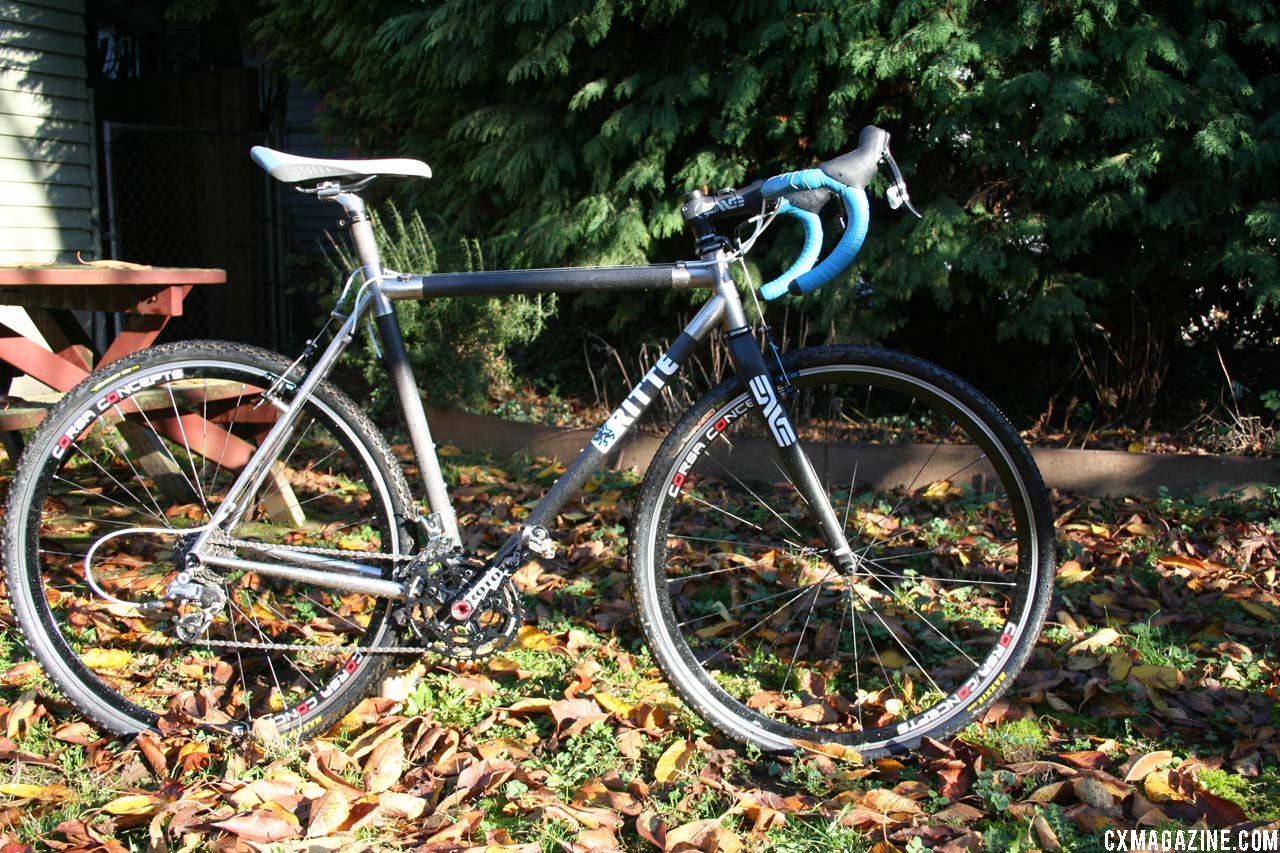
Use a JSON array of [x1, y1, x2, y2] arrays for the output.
[[3, 341, 413, 737], [630, 346, 1053, 755]]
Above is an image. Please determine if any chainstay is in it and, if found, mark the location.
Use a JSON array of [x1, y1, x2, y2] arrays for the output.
[[223, 538, 416, 564], [199, 539, 517, 657]]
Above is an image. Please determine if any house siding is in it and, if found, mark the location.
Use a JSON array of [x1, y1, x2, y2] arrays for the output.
[[0, 0, 97, 264]]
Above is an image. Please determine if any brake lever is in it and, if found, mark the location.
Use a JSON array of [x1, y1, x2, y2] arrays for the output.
[[883, 149, 922, 219]]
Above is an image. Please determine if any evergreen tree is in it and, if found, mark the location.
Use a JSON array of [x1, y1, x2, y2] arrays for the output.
[[250, 0, 1279, 415]]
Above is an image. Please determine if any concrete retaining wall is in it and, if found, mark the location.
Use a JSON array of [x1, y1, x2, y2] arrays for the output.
[[425, 407, 1280, 499]]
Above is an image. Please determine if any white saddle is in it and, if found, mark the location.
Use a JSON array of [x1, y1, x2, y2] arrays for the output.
[[250, 146, 432, 184]]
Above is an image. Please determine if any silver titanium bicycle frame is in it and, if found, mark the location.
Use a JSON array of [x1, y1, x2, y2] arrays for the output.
[[189, 185, 856, 602]]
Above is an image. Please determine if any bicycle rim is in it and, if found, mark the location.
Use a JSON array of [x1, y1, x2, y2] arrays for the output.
[[634, 348, 1052, 754], [6, 344, 408, 736]]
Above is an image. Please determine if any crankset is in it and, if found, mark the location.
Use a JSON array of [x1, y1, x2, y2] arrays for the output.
[[394, 549, 522, 661]]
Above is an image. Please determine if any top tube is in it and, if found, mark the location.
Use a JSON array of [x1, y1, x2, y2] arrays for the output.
[[380, 262, 718, 300]]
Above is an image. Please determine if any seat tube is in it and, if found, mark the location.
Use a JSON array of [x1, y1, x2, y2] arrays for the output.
[[334, 191, 462, 547]]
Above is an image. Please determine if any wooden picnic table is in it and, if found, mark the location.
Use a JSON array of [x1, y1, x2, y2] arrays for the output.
[[0, 265, 226, 400], [0, 266, 307, 523]]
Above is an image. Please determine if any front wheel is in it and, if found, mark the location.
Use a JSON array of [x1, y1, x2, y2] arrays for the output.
[[630, 346, 1054, 756]]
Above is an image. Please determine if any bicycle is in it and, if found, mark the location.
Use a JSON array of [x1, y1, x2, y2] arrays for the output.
[[2, 125, 1054, 756]]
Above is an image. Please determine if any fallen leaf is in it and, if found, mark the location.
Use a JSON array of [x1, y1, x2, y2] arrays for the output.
[[654, 741, 694, 784], [1072, 776, 1114, 809], [213, 803, 301, 843], [306, 789, 350, 837], [664, 818, 741, 853], [792, 740, 863, 763], [1123, 751, 1174, 782], [1031, 813, 1061, 850], [517, 626, 563, 651], [635, 810, 666, 849], [81, 648, 131, 670], [363, 734, 405, 794], [377, 791, 427, 820], [594, 693, 634, 717], [1145, 770, 1192, 804], [100, 794, 160, 816], [860, 788, 922, 816], [1067, 628, 1122, 655], [1239, 601, 1276, 622], [1057, 560, 1094, 586], [0, 784, 47, 800], [1130, 665, 1182, 691]]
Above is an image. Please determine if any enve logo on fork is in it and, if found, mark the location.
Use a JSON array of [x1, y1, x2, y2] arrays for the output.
[[747, 374, 796, 447]]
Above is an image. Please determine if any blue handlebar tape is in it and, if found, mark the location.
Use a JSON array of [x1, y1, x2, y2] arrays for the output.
[[758, 169, 871, 299], [758, 199, 823, 300]]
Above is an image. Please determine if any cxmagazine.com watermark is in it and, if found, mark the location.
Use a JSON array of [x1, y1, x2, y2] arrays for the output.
[[1104, 829, 1280, 852]]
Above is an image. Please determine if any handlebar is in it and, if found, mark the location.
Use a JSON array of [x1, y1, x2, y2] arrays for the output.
[[758, 173, 870, 299], [682, 125, 918, 301]]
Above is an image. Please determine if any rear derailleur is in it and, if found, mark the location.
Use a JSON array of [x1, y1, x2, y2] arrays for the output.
[[138, 535, 230, 642]]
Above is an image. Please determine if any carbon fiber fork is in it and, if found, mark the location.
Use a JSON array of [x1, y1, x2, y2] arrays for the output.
[[724, 326, 856, 573]]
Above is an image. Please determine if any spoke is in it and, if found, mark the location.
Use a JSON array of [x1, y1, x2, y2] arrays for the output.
[[849, 582, 947, 699], [222, 580, 254, 726], [837, 587, 863, 730], [127, 402, 208, 512], [167, 384, 210, 512], [706, 436, 808, 544], [667, 559, 777, 584], [852, 587, 901, 709], [108, 404, 171, 522], [679, 573, 842, 627], [200, 379, 210, 488], [841, 458, 860, 532], [208, 383, 249, 490], [780, 579, 826, 695], [247, 419, 326, 514], [54, 567, 170, 596], [858, 558, 1019, 588], [302, 591, 367, 634], [40, 509, 170, 530], [63, 448, 170, 528], [684, 493, 810, 554], [227, 593, 303, 700], [700, 581, 833, 668], [860, 569, 980, 668], [669, 533, 819, 558]]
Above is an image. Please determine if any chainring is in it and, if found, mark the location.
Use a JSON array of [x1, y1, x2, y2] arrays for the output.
[[396, 552, 521, 661]]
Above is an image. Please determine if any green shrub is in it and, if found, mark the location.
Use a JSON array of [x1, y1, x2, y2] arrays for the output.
[[326, 205, 555, 411]]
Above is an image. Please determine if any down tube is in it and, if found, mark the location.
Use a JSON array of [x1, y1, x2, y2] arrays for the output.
[[523, 330, 707, 530]]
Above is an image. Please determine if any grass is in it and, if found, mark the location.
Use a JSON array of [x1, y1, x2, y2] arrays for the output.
[[0, 447, 1276, 850], [961, 717, 1050, 763]]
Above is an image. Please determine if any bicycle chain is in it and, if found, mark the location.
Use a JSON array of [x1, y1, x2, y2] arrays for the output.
[[188, 538, 520, 658], [195, 637, 448, 655]]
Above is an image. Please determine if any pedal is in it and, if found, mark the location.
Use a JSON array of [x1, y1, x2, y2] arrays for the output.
[[523, 525, 556, 560]]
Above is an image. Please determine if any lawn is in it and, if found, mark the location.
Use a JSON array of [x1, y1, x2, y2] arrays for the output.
[[0, 449, 1276, 853]]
